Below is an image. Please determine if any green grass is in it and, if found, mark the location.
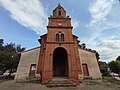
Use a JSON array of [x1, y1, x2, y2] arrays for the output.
[[103, 76, 120, 85]]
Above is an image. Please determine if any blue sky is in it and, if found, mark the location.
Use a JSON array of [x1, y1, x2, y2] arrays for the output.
[[0, 0, 120, 62]]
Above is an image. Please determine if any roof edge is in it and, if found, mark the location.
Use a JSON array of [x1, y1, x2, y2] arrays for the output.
[[20, 47, 40, 53], [79, 47, 96, 53]]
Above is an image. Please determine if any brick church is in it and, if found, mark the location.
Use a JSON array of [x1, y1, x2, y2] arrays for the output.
[[15, 4, 101, 84]]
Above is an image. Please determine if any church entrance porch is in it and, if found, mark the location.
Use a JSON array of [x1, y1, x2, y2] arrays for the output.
[[53, 47, 68, 77]]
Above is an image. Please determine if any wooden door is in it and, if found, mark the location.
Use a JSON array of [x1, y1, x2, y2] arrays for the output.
[[82, 64, 89, 76], [29, 64, 36, 77]]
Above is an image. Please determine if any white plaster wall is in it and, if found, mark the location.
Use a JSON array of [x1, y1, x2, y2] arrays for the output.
[[15, 47, 40, 82], [78, 49, 102, 79]]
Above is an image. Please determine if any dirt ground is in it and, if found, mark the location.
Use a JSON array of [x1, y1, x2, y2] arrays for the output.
[[0, 80, 120, 90]]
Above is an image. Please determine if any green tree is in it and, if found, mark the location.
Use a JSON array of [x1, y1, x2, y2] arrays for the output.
[[95, 51, 100, 61], [116, 56, 120, 61], [79, 43, 86, 49], [109, 60, 120, 78], [0, 39, 3, 51], [0, 39, 3, 46], [98, 61, 109, 76], [0, 39, 5, 73], [0, 41, 25, 76]]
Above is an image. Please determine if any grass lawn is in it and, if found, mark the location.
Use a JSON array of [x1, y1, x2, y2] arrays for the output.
[[103, 76, 120, 85]]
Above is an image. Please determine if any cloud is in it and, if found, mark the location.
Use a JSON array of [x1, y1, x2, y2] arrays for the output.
[[0, 0, 79, 34], [0, 0, 48, 34], [71, 19, 79, 30], [89, 0, 116, 26], [95, 36, 120, 62], [86, 0, 120, 62]]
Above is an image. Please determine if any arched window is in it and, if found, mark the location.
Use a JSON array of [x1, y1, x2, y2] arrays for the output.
[[61, 34, 64, 41], [58, 11, 61, 16], [56, 34, 59, 41]]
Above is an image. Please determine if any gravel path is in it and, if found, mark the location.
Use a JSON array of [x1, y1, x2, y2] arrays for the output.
[[0, 80, 120, 90]]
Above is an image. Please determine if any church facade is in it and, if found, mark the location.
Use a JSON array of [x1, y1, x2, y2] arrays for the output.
[[15, 4, 102, 84]]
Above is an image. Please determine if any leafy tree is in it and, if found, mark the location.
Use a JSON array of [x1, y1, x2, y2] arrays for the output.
[[0, 39, 3, 51], [95, 51, 100, 61], [79, 43, 86, 49], [109, 60, 120, 78], [116, 56, 120, 61], [0, 39, 3, 46], [0, 39, 5, 73], [98, 61, 109, 76], [0, 40, 25, 76]]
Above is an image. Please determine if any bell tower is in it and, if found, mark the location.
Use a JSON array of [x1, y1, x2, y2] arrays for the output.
[[53, 3, 66, 18], [38, 4, 82, 84], [47, 3, 73, 43]]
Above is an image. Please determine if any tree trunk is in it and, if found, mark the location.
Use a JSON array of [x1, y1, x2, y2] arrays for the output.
[[118, 73, 120, 78], [8, 69, 12, 77], [113, 74, 115, 79]]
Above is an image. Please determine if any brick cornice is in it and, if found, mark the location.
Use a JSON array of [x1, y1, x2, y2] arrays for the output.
[[47, 26, 73, 29], [46, 41, 74, 44]]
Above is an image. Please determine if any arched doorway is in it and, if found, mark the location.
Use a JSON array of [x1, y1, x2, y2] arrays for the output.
[[53, 47, 68, 77]]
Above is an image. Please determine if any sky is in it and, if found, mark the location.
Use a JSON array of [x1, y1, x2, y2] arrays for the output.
[[0, 0, 120, 62]]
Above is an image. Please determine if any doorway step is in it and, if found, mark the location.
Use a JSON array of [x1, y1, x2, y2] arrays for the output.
[[83, 76, 92, 80], [46, 78, 77, 87]]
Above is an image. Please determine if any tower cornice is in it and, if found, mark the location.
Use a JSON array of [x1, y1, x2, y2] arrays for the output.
[[47, 26, 73, 29]]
